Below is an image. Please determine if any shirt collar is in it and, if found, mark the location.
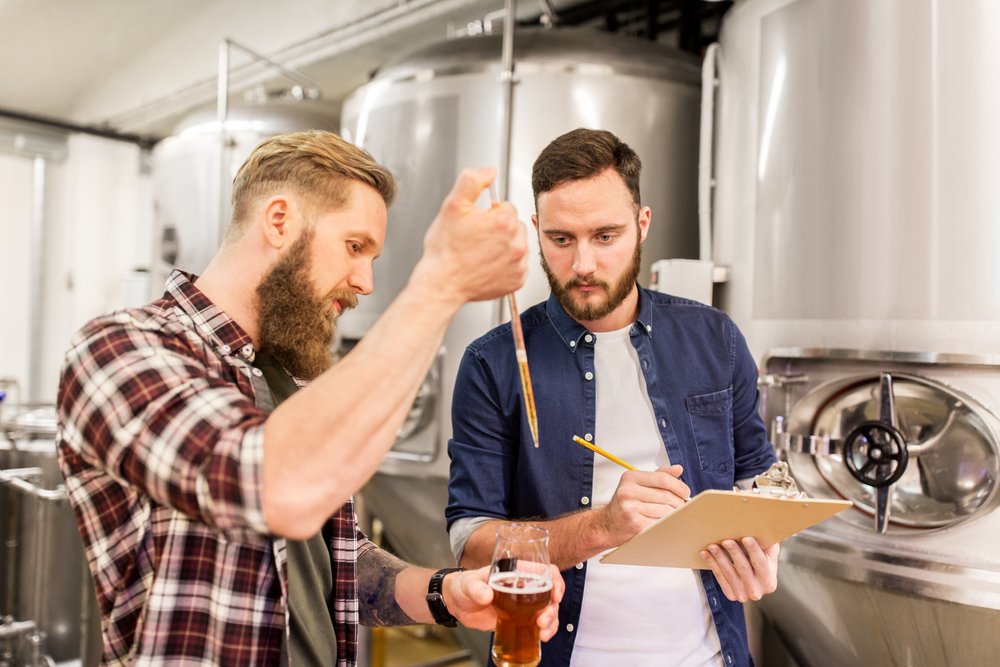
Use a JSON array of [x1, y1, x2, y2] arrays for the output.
[[544, 283, 653, 352], [164, 270, 256, 360]]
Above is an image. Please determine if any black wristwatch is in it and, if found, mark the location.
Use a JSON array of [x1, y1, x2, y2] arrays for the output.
[[426, 567, 464, 627]]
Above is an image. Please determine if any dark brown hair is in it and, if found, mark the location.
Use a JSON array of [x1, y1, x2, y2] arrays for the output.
[[227, 129, 396, 240], [531, 128, 641, 206]]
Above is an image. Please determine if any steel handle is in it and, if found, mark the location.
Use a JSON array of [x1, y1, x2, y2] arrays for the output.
[[0, 467, 68, 503]]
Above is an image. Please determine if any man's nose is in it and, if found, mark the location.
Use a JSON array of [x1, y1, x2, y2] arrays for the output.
[[572, 243, 597, 276], [349, 262, 374, 296]]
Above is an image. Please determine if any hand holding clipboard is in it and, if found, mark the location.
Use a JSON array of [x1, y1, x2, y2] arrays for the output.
[[572, 436, 850, 577]]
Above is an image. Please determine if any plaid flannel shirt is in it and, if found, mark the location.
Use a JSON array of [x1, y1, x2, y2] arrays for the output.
[[56, 270, 376, 666]]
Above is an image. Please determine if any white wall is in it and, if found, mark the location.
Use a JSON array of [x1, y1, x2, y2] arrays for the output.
[[0, 152, 36, 402], [0, 132, 151, 404]]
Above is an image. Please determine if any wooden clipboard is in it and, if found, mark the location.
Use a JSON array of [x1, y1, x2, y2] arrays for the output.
[[600, 490, 852, 570]]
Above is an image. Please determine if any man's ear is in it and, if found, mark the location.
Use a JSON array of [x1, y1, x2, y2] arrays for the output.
[[531, 213, 539, 232], [260, 195, 291, 249], [638, 206, 651, 243]]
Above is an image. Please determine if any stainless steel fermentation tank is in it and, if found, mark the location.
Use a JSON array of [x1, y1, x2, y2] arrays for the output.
[[150, 103, 337, 291], [705, 0, 1000, 664], [1, 404, 98, 667], [340, 26, 702, 662]]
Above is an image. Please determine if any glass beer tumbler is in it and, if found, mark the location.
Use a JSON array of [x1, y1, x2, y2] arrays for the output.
[[489, 524, 552, 667]]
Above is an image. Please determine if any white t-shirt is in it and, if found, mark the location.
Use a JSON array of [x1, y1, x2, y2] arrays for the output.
[[570, 325, 724, 667]]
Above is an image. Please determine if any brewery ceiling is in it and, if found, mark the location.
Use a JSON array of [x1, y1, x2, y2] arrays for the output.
[[0, 0, 730, 147]]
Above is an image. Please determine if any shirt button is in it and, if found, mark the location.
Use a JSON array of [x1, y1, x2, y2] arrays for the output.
[[646, 325, 652, 333], [575, 562, 584, 570], [241, 345, 253, 358], [585, 371, 594, 381], [710, 596, 718, 608], [584, 334, 593, 343], [569, 340, 577, 348], [580, 496, 590, 505], [641, 359, 649, 370], [251, 368, 263, 377], [566, 623, 575, 633], [726, 654, 733, 665], [660, 417, 667, 428], [584, 433, 593, 441], [220, 344, 231, 354]]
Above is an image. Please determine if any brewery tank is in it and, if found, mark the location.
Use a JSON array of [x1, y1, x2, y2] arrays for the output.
[[706, 0, 1000, 664], [150, 102, 338, 293], [1, 404, 95, 666]]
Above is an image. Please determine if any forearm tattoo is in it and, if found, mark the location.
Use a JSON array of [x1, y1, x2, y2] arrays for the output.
[[357, 548, 416, 626]]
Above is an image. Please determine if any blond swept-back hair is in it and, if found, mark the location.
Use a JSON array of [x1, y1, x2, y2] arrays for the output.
[[226, 129, 396, 241]]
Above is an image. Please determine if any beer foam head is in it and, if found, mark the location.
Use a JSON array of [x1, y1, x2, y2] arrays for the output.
[[488, 571, 553, 594]]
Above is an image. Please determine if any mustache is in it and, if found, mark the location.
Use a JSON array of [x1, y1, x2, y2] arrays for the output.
[[326, 288, 359, 312], [564, 277, 610, 290]]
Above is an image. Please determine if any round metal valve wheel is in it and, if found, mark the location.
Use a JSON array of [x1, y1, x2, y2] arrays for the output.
[[842, 420, 909, 487]]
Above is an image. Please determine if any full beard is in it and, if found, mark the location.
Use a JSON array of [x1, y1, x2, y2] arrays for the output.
[[541, 235, 642, 323], [255, 230, 357, 380]]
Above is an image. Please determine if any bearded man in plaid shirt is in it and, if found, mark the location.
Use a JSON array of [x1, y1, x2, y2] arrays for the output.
[[56, 130, 563, 666]]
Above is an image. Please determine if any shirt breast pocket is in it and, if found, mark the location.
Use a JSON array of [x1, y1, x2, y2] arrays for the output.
[[684, 387, 734, 476]]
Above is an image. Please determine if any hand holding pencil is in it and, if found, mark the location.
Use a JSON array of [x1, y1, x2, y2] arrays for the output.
[[572, 435, 691, 545]]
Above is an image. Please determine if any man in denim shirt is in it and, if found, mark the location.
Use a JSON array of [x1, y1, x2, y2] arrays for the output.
[[446, 129, 779, 666]]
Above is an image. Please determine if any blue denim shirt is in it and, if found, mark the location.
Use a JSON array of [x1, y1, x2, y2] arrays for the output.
[[446, 286, 775, 667]]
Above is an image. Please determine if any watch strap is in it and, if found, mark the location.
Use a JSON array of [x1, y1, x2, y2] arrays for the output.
[[426, 567, 464, 627]]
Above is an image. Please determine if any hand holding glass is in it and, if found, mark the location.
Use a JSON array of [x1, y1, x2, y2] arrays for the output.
[[489, 524, 552, 667]]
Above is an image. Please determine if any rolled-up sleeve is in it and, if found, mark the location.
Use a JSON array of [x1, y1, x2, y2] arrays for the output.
[[58, 317, 269, 536]]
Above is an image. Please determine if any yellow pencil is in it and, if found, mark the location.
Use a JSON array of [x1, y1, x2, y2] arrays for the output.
[[572, 435, 636, 471]]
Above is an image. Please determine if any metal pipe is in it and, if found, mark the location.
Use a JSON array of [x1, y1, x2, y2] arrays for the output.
[[217, 40, 231, 238], [0, 619, 36, 640], [498, 0, 517, 201], [0, 107, 157, 149], [224, 40, 322, 97], [29, 493, 50, 664], [495, 0, 518, 326], [0, 469, 67, 503], [106, 0, 480, 132], [697, 43, 719, 262], [27, 157, 46, 403]]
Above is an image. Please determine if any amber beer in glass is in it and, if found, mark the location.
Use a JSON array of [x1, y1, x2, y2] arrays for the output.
[[489, 524, 552, 667]]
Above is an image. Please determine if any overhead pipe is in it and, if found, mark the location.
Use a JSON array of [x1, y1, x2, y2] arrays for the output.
[[0, 106, 157, 149], [108, 0, 484, 133]]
